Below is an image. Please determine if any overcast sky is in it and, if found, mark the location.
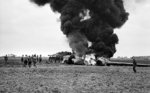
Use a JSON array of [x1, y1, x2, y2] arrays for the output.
[[0, 0, 150, 57]]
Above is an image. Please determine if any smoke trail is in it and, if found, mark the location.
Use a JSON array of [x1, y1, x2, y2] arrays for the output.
[[30, 0, 129, 58]]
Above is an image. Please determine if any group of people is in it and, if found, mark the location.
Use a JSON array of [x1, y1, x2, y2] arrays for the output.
[[21, 54, 42, 68]]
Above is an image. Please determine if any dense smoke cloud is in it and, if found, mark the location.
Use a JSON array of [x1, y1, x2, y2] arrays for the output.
[[30, 0, 129, 58]]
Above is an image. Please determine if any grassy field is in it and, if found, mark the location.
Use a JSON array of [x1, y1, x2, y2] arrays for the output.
[[0, 57, 150, 93], [0, 63, 150, 93]]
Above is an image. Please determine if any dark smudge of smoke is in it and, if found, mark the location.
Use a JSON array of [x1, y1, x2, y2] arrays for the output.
[[30, 0, 129, 58]]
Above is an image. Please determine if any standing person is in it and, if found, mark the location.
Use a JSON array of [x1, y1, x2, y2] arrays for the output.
[[36, 55, 39, 63], [39, 55, 42, 63], [21, 55, 24, 63], [32, 55, 37, 67], [132, 57, 137, 73], [28, 56, 32, 68], [24, 55, 28, 67], [4, 55, 8, 63]]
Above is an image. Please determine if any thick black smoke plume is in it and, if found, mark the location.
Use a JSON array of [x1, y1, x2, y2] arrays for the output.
[[30, 0, 129, 58]]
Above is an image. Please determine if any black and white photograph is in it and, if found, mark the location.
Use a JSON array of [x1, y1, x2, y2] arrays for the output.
[[0, 0, 150, 93]]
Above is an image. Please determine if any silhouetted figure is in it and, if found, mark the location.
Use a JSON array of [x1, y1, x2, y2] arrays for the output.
[[32, 55, 37, 67], [24, 55, 28, 67], [132, 57, 137, 73], [39, 55, 42, 63], [28, 56, 32, 68], [36, 55, 39, 62], [21, 55, 24, 63], [4, 55, 8, 63]]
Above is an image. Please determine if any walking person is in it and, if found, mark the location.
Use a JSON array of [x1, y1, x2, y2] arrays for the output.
[[132, 57, 137, 73], [4, 55, 8, 63]]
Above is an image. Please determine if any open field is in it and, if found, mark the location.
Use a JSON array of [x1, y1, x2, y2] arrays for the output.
[[0, 64, 150, 93], [0, 57, 150, 93], [0, 56, 150, 67]]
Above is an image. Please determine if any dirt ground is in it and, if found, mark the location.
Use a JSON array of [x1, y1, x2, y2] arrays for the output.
[[0, 65, 150, 93]]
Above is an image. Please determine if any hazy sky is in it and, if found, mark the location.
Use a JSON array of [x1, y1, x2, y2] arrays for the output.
[[0, 0, 150, 57]]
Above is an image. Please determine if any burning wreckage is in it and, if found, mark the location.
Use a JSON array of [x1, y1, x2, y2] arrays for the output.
[[30, 0, 129, 65], [62, 53, 111, 66]]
